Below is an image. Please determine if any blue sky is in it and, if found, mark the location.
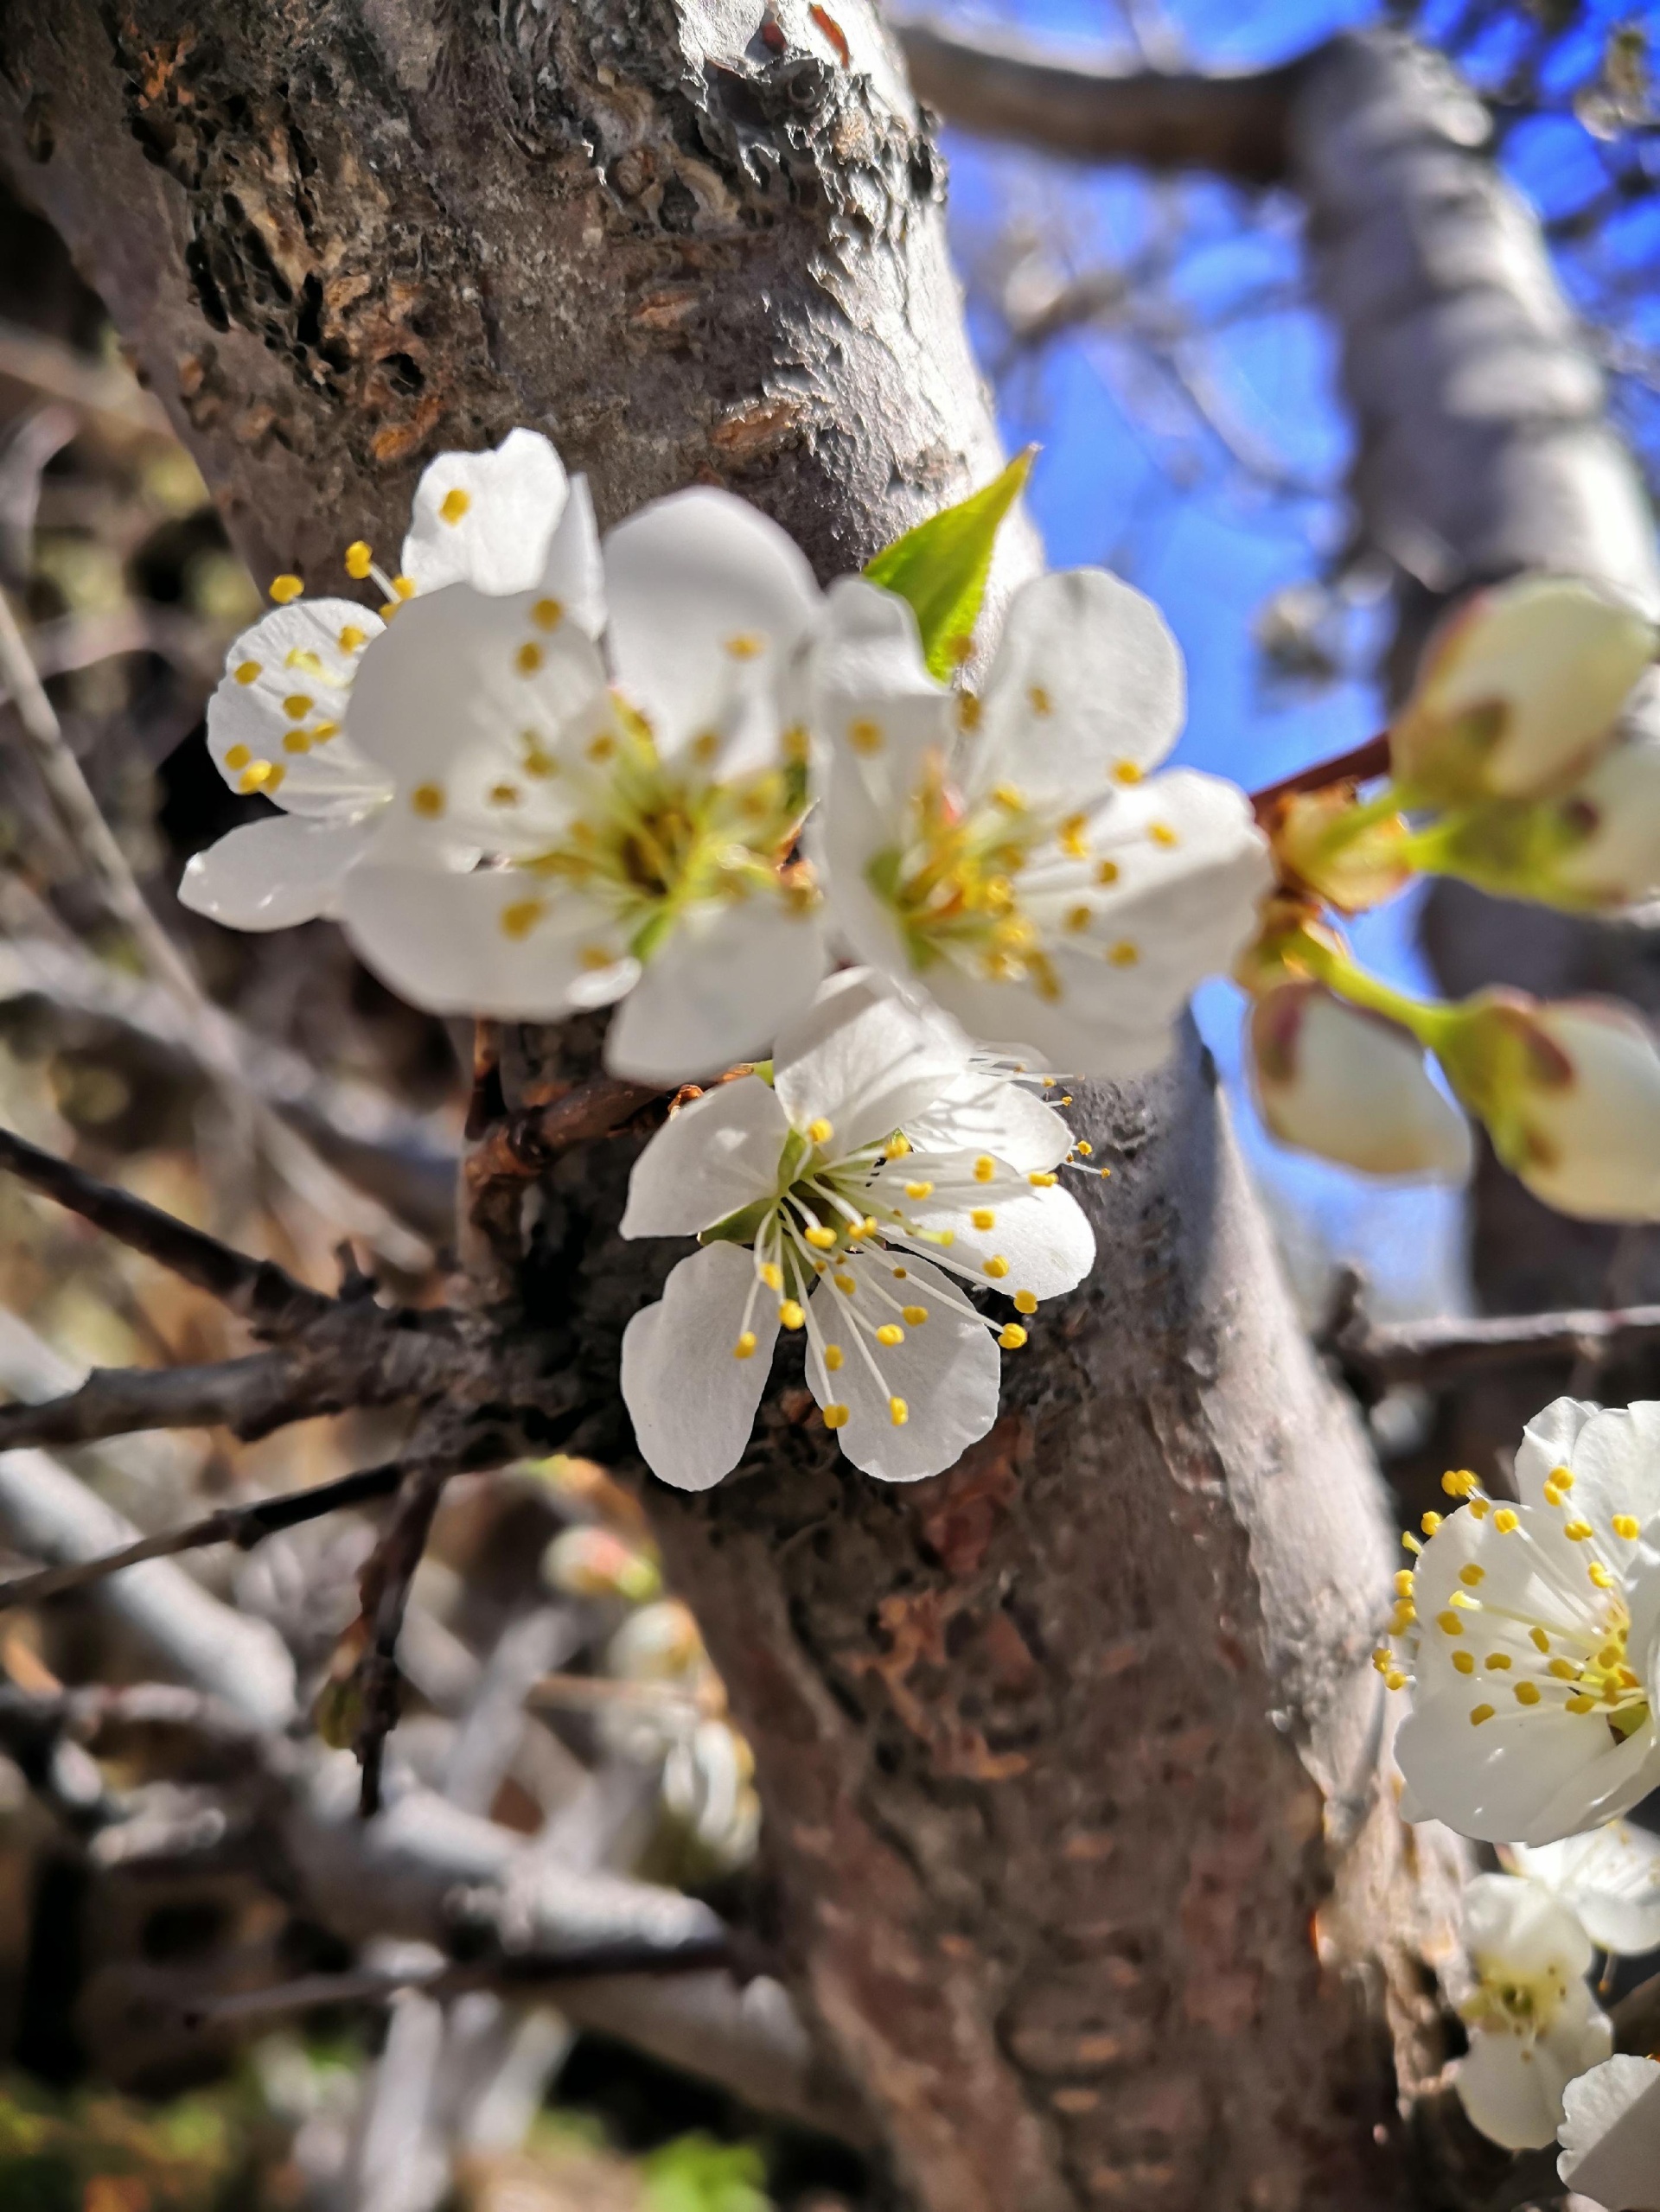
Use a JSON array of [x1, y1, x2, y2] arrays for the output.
[[925, 0, 1656, 1315]]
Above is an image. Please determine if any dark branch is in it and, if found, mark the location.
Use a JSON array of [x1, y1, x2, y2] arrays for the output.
[[1249, 733, 1392, 824], [354, 1463, 455, 1817], [0, 1350, 305, 1453], [897, 21, 1302, 183], [0, 1457, 409, 1612], [0, 1125, 332, 1332], [1327, 1296, 1660, 1391]]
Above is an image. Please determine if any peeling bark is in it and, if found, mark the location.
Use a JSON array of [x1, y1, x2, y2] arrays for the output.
[[1, 7, 1465, 2207]]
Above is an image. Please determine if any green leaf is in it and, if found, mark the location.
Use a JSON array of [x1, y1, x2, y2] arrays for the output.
[[864, 447, 1035, 679]]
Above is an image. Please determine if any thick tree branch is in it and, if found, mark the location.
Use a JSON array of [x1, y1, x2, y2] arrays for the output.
[[897, 21, 1300, 182], [0, 1454, 408, 1612], [1329, 1297, 1660, 1392], [0, 1124, 333, 1330]]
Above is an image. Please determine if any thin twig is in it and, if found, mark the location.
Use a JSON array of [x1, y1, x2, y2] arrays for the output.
[[0, 1350, 304, 1454], [1327, 1297, 1660, 1390], [1248, 733, 1391, 824], [0, 1457, 410, 1614], [354, 1463, 455, 1817], [0, 1123, 333, 1331]]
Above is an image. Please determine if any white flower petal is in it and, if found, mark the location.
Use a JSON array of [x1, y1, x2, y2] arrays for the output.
[[808, 1250, 999, 1482], [1560, 1404, 1660, 1539], [207, 601, 388, 818], [773, 967, 969, 1152], [1250, 985, 1472, 1181], [178, 814, 379, 930], [1514, 1398, 1601, 1508], [904, 961, 1178, 1083], [1458, 2030, 1576, 2152], [1551, 736, 1660, 908], [911, 1073, 1073, 1174], [401, 428, 571, 597], [602, 898, 829, 1084], [622, 1243, 778, 1491], [538, 472, 605, 637], [1510, 1001, 1660, 1222], [1463, 1870, 1595, 1981], [621, 1077, 789, 1239], [338, 863, 635, 1020], [970, 568, 1185, 800], [1510, 1822, 1660, 1957], [809, 577, 951, 800], [902, 1174, 1095, 1302], [603, 488, 820, 755], [1559, 2055, 1660, 2209]]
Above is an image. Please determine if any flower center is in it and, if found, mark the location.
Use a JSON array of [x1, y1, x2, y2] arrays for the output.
[[1462, 1959, 1570, 2037]]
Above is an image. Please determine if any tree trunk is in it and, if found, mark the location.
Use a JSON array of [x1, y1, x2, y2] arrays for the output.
[[0, 7, 1464, 2207]]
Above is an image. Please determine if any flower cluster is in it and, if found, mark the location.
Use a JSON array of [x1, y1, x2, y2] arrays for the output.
[[183, 430, 1269, 1087], [1242, 577, 1660, 1222], [1381, 1394, 1660, 2166]]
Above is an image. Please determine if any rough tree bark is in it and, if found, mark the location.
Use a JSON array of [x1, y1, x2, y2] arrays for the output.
[[0, 7, 1465, 2209]]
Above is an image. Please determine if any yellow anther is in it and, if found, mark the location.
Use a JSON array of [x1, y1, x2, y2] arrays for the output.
[[805, 1227, 838, 1250], [578, 944, 613, 968], [411, 782, 445, 818], [339, 626, 367, 652], [1394, 1569, 1415, 1597], [516, 641, 545, 675], [1442, 1469, 1478, 1497], [1028, 1171, 1057, 1187], [586, 733, 615, 763], [848, 717, 884, 755], [822, 1404, 850, 1430], [1058, 812, 1089, 857], [876, 1323, 904, 1347], [1385, 1670, 1408, 1692], [1108, 940, 1140, 967], [1402, 1533, 1423, 1555], [283, 729, 311, 753], [488, 782, 520, 806], [1551, 1466, 1574, 1491], [1065, 904, 1093, 933], [733, 1332, 757, 1360], [760, 1263, 783, 1291], [1564, 1520, 1594, 1541], [807, 1118, 833, 1144], [439, 487, 471, 524], [903, 1181, 934, 1201], [1459, 1565, 1485, 1587], [1421, 1512, 1442, 1535], [1373, 1650, 1392, 1675], [1589, 1562, 1618, 1590], [279, 695, 311, 727], [997, 1323, 1028, 1352], [782, 723, 810, 765], [691, 731, 720, 765], [987, 782, 1025, 817], [971, 1208, 995, 1231], [983, 1256, 1010, 1279], [779, 1301, 805, 1331], [1470, 1704, 1496, 1726], [1449, 1590, 1479, 1610], [498, 897, 546, 940], [522, 738, 555, 777], [1548, 1658, 1579, 1680], [1013, 1289, 1038, 1316], [1452, 1649, 1475, 1675], [1492, 1509, 1519, 1533], [833, 1272, 855, 1293], [1515, 1681, 1542, 1706], [888, 1396, 909, 1427], [884, 1133, 911, 1159], [393, 575, 417, 599], [1436, 1611, 1463, 1635], [530, 597, 564, 632], [902, 1305, 928, 1326], [1469, 1496, 1491, 1519], [725, 633, 763, 660], [1149, 822, 1179, 848], [345, 541, 374, 579], [1391, 1603, 1416, 1632], [1487, 1653, 1512, 1670], [313, 721, 340, 742], [1612, 1514, 1641, 1539], [957, 693, 982, 732], [239, 760, 278, 794], [269, 574, 303, 603], [1566, 1694, 1596, 1713], [1028, 683, 1052, 716], [974, 1156, 996, 1182], [1530, 1628, 1550, 1653], [824, 1345, 844, 1372], [1113, 760, 1142, 786], [224, 744, 251, 771], [1095, 858, 1120, 886], [233, 660, 261, 685], [1076, 1140, 1094, 1157]]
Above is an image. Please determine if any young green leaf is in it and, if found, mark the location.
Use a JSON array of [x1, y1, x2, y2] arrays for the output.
[[864, 446, 1035, 679]]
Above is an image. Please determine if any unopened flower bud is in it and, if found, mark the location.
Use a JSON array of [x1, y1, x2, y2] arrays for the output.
[[1439, 991, 1660, 1220], [1268, 784, 1412, 913], [1391, 576, 1657, 803], [1250, 984, 1471, 1179], [542, 1525, 661, 1603]]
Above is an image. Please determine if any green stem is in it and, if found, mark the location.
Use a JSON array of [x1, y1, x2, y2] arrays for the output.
[[1295, 936, 1459, 1053]]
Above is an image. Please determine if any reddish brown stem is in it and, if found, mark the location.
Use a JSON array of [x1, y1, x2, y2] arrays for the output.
[[1248, 732, 1391, 823]]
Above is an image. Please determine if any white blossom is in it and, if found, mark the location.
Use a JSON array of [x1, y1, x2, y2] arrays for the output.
[[1559, 2055, 1660, 2209], [1546, 736, 1660, 909], [182, 430, 828, 1081], [1249, 983, 1472, 1180], [619, 968, 1095, 1489], [1389, 1398, 1660, 1845], [1451, 1873, 1612, 2151], [806, 574, 1271, 1076], [1391, 576, 1657, 802], [1506, 1820, 1660, 1957]]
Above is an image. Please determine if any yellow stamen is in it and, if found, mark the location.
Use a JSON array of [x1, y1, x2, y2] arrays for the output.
[[1436, 1611, 1463, 1635], [825, 1345, 844, 1372], [983, 1256, 1010, 1279], [999, 1324, 1027, 1350], [823, 1404, 850, 1430], [876, 1324, 904, 1347], [1564, 1520, 1594, 1541], [1470, 1704, 1496, 1726], [807, 1118, 833, 1144], [884, 1133, 911, 1159], [439, 488, 471, 524], [224, 744, 251, 771], [339, 626, 367, 652], [1515, 1681, 1542, 1706], [283, 730, 310, 754], [971, 1208, 995, 1231], [411, 782, 445, 819], [1096, 858, 1120, 885], [345, 541, 374, 579], [888, 1396, 909, 1427], [733, 1332, 757, 1360], [1113, 760, 1142, 786], [1492, 1509, 1519, 1533], [1013, 1289, 1038, 1316], [902, 1305, 928, 1326], [516, 641, 544, 675], [499, 898, 545, 940], [1108, 940, 1140, 967], [1452, 1650, 1475, 1675], [849, 717, 883, 755], [1421, 1512, 1442, 1535], [760, 1264, 782, 1291], [1149, 822, 1178, 848], [393, 575, 417, 600], [269, 574, 303, 603], [1459, 1565, 1485, 1587], [903, 1181, 934, 1201], [1589, 1562, 1617, 1590], [779, 1301, 805, 1330], [805, 1227, 837, 1250], [1028, 684, 1051, 716], [1488, 1654, 1512, 1670], [725, 633, 763, 660], [233, 660, 260, 685], [1612, 1515, 1640, 1539], [531, 597, 564, 631]]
